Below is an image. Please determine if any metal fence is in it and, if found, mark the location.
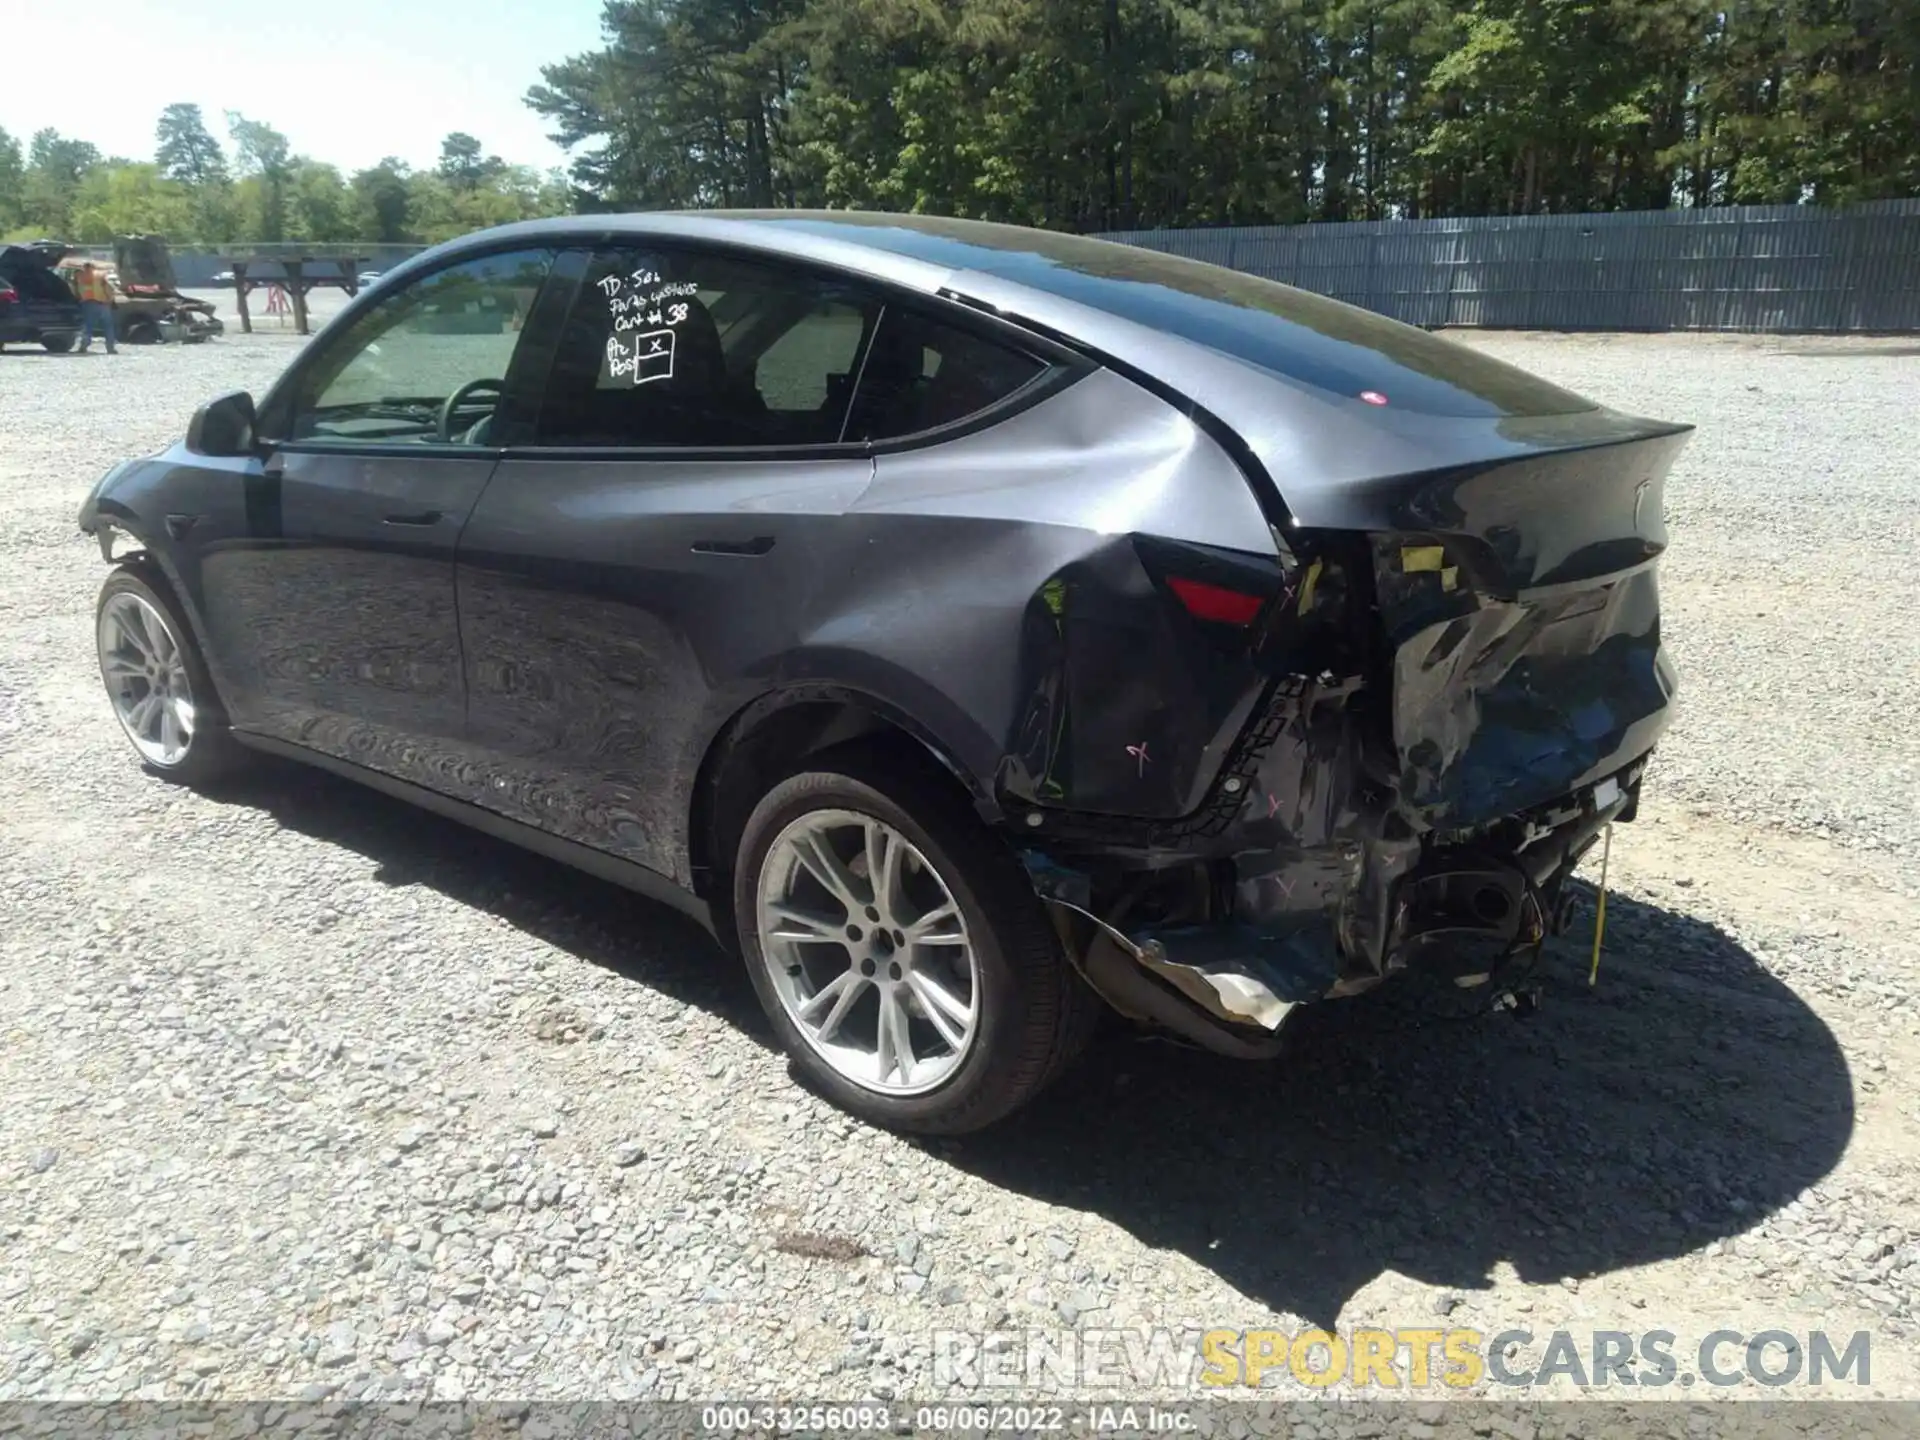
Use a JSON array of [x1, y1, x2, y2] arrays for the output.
[[98, 201, 1920, 330], [157, 244, 430, 287], [1097, 200, 1920, 333]]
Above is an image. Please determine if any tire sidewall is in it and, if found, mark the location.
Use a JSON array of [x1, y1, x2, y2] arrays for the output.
[[733, 766, 1033, 1130], [96, 566, 233, 784]]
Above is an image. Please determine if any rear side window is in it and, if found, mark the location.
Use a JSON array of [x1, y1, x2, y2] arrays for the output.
[[757, 303, 868, 411], [845, 307, 1048, 442], [533, 247, 881, 449]]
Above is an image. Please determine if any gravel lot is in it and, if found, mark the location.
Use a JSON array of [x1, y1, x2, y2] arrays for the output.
[[2, 309, 1917, 1414]]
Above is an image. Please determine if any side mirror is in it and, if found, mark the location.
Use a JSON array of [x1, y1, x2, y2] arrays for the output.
[[186, 390, 256, 457]]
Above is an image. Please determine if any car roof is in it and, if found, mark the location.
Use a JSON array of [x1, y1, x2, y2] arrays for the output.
[[400, 212, 1672, 525], [451, 212, 1581, 404]]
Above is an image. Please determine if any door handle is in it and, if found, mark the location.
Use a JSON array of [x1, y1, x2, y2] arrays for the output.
[[690, 535, 775, 556], [383, 509, 444, 526]]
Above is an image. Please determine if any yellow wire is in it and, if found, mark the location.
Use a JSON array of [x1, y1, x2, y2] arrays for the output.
[[1588, 822, 1612, 987]]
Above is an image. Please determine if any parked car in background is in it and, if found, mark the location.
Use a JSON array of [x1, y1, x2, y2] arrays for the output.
[[357, 270, 383, 285], [0, 241, 82, 353], [76, 212, 1692, 1133], [54, 237, 223, 345]]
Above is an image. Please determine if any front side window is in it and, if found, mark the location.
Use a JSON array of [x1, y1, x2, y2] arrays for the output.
[[281, 248, 555, 445], [534, 247, 881, 449]]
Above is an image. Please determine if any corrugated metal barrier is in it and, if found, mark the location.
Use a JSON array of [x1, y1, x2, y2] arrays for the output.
[[1097, 200, 1920, 333]]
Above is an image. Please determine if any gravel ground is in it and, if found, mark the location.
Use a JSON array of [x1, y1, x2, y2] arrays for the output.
[[1, 317, 1917, 1416]]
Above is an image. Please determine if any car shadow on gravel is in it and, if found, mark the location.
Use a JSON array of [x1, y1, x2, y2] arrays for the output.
[[943, 885, 1856, 1327], [217, 756, 771, 1036], [215, 760, 1852, 1328]]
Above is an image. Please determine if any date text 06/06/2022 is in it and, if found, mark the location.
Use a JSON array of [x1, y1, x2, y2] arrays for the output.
[[698, 1403, 1196, 1433]]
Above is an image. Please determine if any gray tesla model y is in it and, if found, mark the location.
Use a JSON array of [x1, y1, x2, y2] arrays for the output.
[[78, 211, 1692, 1132]]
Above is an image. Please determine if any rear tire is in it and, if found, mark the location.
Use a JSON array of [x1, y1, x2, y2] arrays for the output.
[[95, 567, 248, 787], [733, 749, 1098, 1133], [41, 333, 76, 353]]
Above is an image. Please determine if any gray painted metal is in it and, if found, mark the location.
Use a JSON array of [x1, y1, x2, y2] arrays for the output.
[[1098, 201, 1920, 333]]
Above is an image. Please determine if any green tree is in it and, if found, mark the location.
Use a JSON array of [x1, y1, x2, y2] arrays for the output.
[[155, 103, 230, 186], [155, 102, 236, 242], [27, 130, 101, 186], [351, 159, 415, 242], [226, 112, 293, 241], [20, 129, 103, 234], [5, 112, 572, 247], [437, 132, 508, 189], [288, 161, 357, 241], [68, 163, 195, 243], [527, 0, 805, 209], [524, 0, 1920, 227], [0, 126, 24, 231]]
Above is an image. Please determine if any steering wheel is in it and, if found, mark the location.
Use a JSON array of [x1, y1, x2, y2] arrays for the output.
[[438, 378, 505, 442]]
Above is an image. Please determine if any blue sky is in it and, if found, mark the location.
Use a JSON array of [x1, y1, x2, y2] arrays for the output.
[[1, 0, 607, 175]]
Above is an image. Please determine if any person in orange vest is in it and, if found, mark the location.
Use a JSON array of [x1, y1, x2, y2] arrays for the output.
[[73, 261, 119, 354]]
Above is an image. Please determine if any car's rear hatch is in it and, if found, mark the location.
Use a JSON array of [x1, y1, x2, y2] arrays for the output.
[[0, 243, 82, 330], [1341, 411, 1691, 831]]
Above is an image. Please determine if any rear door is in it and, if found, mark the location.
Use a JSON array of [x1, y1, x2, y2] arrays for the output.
[[450, 242, 883, 880], [182, 245, 561, 785]]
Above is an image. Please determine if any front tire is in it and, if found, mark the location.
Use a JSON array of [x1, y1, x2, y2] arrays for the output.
[[733, 751, 1096, 1134], [95, 567, 246, 786], [41, 333, 76, 353]]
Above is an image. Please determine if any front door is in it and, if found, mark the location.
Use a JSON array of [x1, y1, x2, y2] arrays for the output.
[[452, 242, 885, 881], [186, 245, 561, 785]]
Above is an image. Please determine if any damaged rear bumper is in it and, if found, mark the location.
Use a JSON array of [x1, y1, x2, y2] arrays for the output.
[[1027, 761, 1637, 1056], [1015, 535, 1664, 1064], [1039, 891, 1304, 1058]]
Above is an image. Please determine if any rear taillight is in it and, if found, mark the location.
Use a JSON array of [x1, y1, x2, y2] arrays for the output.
[[1166, 574, 1267, 626], [0, 282, 16, 304]]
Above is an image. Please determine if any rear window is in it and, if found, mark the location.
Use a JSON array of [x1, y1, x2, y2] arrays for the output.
[[760, 216, 1597, 420]]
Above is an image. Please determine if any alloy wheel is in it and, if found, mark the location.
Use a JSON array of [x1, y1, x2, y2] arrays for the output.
[[755, 808, 980, 1096], [97, 591, 196, 767]]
